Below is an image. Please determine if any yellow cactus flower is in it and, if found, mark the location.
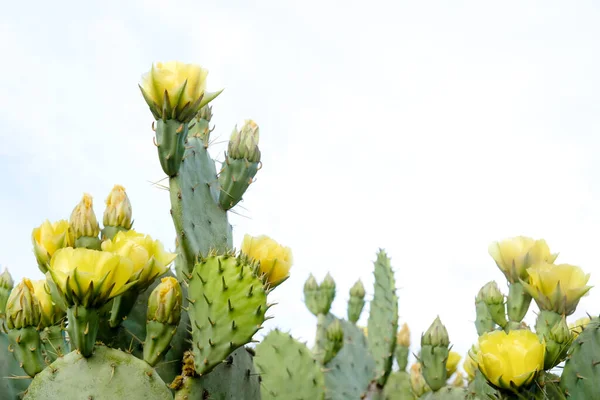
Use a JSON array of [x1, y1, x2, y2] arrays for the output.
[[139, 61, 222, 122], [101, 230, 176, 290], [397, 323, 410, 347], [477, 329, 545, 389], [69, 193, 100, 239], [148, 277, 182, 325], [488, 236, 558, 283], [241, 234, 293, 288], [446, 351, 462, 377], [103, 185, 133, 230], [569, 316, 591, 338], [31, 220, 73, 271], [31, 279, 65, 327], [48, 248, 134, 308], [522, 262, 592, 315]]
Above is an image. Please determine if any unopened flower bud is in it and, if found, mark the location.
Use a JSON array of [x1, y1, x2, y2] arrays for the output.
[[422, 316, 449, 347], [69, 194, 100, 249], [6, 278, 41, 330], [103, 185, 133, 231], [397, 323, 411, 347], [148, 277, 182, 325], [0, 268, 14, 316], [228, 120, 261, 162], [480, 281, 507, 328]]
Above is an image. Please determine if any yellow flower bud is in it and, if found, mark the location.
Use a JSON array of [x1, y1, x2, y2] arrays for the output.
[[147, 277, 182, 325], [241, 234, 293, 288], [103, 185, 133, 230], [69, 194, 100, 239], [101, 230, 176, 290], [569, 316, 591, 338], [361, 326, 368, 337], [477, 330, 545, 389], [31, 279, 65, 328], [397, 323, 410, 347], [488, 236, 558, 283], [446, 351, 461, 377], [451, 371, 465, 387], [523, 262, 592, 315], [409, 363, 430, 397], [48, 248, 134, 308], [31, 220, 73, 271], [5, 278, 41, 329], [139, 61, 222, 122]]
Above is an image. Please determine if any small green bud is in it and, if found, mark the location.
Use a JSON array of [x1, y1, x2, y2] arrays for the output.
[[303, 274, 320, 316], [323, 319, 344, 364], [480, 281, 507, 328], [0, 268, 14, 316], [228, 120, 261, 162], [147, 277, 182, 325], [543, 315, 572, 370], [422, 316, 449, 347], [6, 278, 41, 330], [197, 105, 213, 122], [349, 280, 365, 298], [304, 274, 318, 292], [321, 272, 336, 292], [318, 272, 336, 314]]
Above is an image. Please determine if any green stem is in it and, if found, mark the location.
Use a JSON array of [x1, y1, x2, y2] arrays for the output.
[[7, 327, 45, 377], [314, 313, 328, 365], [109, 290, 140, 328], [507, 282, 532, 322], [67, 306, 100, 357]]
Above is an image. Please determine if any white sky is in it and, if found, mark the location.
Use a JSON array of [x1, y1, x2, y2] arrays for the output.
[[2, 0, 600, 372]]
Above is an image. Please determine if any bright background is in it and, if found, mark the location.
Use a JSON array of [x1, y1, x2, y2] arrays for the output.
[[2, 1, 600, 373]]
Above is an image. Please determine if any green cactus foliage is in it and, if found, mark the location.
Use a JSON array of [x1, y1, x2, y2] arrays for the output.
[[254, 329, 325, 400], [95, 270, 189, 386], [187, 254, 267, 375], [0, 332, 32, 400], [420, 386, 467, 400], [560, 317, 600, 399], [23, 345, 173, 399], [169, 113, 233, 278], [39, 325, 67, 363], [323, 314, 376, 400], [218, 158, 260, 211], [367, 249, 399, 386], [175, 347, 260, 400], [382, 371, 414, 400]]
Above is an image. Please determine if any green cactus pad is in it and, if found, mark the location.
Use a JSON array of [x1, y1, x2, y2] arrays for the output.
[[23, 345, 173, 400], [0, 332, 32, 400], [175, 347, 260, 400], [367, 249, 399, 386], [323, 314, 376, 400], [560, 317, 600, 398], [254, 329, 325, 399], [187, 254, 267, 376], [170, 116, 233, 278], [382, 371, 414, 400], [218, 157, 259, 211]]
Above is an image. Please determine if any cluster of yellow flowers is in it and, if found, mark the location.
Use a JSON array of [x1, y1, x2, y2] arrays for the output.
[[459, 236, 593, 390], [26, 185, 293, 315]]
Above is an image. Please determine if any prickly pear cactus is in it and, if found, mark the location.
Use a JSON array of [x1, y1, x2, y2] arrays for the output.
[[382, 371, 413, 400], [367, 249, 399, 386], [0, 332, 32, 400], [560, 317, 600, 398], [322, 314, 376, 400], [254, 329, 326, 399], [23, 345, 173, 399], [186, 253, 267, 375]]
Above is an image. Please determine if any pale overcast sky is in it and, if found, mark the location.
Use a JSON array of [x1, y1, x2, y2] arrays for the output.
[[2, 1, 600, 372]]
